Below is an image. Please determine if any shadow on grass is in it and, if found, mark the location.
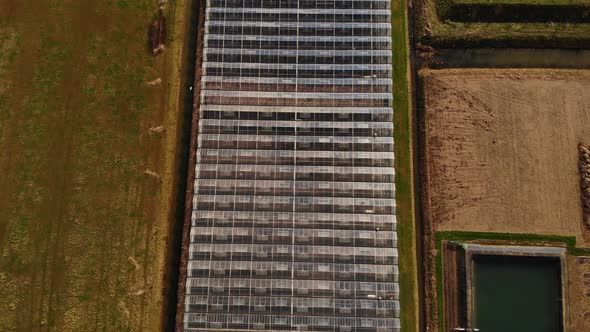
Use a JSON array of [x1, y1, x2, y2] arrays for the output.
[[161, 0, 199, 330]]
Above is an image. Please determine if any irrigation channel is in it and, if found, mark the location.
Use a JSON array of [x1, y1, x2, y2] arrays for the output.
[[428, 48, 590, 69], [162, 0, 200, 330]]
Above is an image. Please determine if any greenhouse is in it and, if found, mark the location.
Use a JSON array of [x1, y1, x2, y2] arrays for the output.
[[184, 0, 398, 331]]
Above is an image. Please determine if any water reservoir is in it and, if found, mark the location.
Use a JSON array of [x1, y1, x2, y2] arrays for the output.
[[472, 255, 562, 332]]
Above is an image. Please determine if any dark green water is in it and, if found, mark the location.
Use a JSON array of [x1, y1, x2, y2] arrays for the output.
[[432, 49, 590, 69], [473, 255, 562, 332]]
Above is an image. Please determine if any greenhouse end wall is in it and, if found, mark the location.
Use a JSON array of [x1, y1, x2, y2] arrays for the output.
[[183, 1, 399, 331]]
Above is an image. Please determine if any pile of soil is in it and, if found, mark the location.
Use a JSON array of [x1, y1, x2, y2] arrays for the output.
[[579, 144, 590, 229], [150, 14, 167, 56]]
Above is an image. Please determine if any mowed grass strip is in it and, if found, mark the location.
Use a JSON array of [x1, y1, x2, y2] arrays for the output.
[[391, 0, 420, 330], [0, 0, 185, 331]]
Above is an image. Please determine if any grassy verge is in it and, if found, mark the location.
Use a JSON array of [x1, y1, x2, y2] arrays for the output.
[[159, 0, 195, 329], [391, 0, 420, 331], [434, 231, 590, 331]]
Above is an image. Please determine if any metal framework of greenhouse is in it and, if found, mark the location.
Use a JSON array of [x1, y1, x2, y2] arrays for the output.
[[183, 0, 399, 331]]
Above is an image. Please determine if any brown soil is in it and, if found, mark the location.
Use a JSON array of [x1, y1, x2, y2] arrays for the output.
[[442, 242, 466, 331], [422, 69, 590, 243], [151, 13, 167, 56], [578, 144, 590, 229], [567, 255, 590, 331], [419, 68, 590, 331]]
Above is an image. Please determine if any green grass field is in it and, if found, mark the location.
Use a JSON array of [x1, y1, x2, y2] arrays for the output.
[[0, 0, 188, 330], [417, 0, 590, 47], [391, 0, 420, 331]]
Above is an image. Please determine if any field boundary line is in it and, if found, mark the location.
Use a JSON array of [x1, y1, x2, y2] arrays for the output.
[[174, 0, 206, 330], [392, 0, 420, 330], [158, 0, 197, 330]]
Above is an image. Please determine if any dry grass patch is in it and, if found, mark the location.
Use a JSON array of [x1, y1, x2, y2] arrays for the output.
[[0, 0, 188, 330]]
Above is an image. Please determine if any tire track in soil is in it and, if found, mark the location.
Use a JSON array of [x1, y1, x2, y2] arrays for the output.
[[0, 2, 64, 329], [42, 0, 98, 328], [136, 65, 167, 332], [0, 0, 42, 265], [35, 2, 101, 330], [1, 1, 177, 330]]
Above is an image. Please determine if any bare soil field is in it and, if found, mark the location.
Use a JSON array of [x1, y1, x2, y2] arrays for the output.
[[0, 0, 190, 331], [421, 69, 590, 245], [441, 242, 466, 332], [567, 255, 590, 330]]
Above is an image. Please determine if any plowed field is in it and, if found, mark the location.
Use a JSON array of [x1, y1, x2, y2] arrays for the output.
[[422, 69, 590, 245]]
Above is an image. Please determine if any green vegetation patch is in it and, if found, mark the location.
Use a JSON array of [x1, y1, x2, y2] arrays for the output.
[[391, 0, 420, 331], [417, 0, 590, 47]]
